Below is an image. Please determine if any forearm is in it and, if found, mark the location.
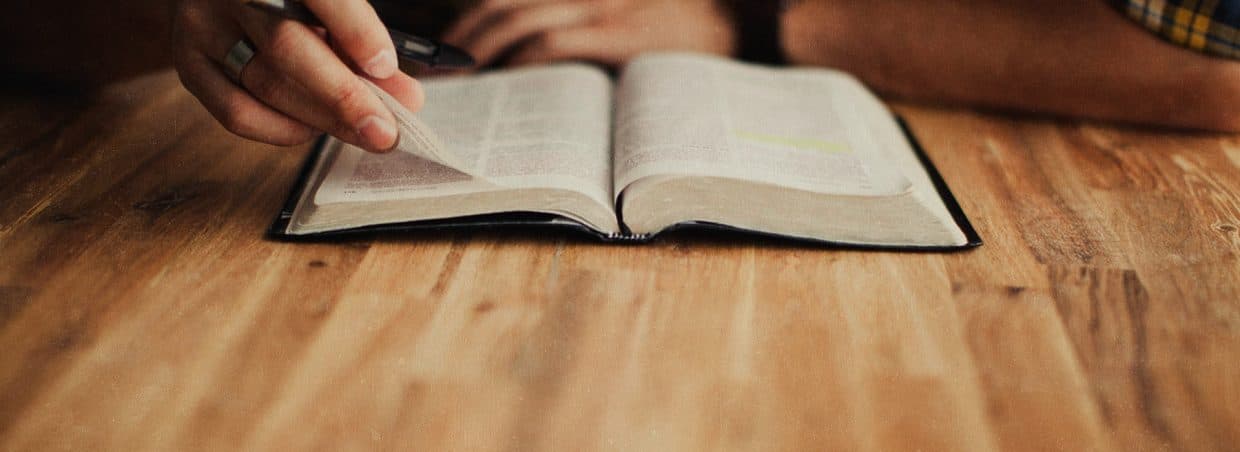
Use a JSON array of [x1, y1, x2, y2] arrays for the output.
[[0, 1, 175, 86], [781, 0, 1240, 131]]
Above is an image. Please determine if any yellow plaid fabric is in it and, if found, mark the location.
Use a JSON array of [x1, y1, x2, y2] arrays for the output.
[[1115, 0, 1240, 59]]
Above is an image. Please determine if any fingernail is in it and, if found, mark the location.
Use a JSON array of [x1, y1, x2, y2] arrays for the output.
[[356, 115, 397, 152], [364, 50, 398, 79]]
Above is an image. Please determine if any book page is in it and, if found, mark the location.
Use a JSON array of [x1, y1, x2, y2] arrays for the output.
[[365, 79, 476, 177], [315, 65, 614, 209], [613, 53, 910, 198]]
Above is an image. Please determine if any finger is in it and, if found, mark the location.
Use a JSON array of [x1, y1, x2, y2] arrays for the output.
[[176, 51, 316, 146], [460, 3, 599, 67], [507, 26, 635, 67], [442, 0, 557, 45], [367, 73, 425, 113], [323, 36, 425, 112], [238, 54, 364, 145], [237, 15, 399, 152], [302, 0, 399, 79]]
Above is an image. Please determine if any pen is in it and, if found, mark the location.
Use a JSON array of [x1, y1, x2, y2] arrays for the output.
[[245, 0, 475, 69]]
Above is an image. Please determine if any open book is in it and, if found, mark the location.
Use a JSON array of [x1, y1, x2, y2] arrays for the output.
[[271, 53, 980, 249]]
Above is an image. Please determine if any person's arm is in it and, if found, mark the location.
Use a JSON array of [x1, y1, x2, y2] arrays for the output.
[[439, 0, 735, 69], [0, 0, 428, 154], [780, 0, 1240, 132], [168, 0, 423, 152]]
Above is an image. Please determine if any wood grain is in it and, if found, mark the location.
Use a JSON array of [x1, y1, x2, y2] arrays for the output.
[[0, 71, 1237, 451]]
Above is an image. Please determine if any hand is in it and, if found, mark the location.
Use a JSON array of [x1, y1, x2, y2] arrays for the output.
[[442, 0, 736, 68], [171, 0, 425, 152]]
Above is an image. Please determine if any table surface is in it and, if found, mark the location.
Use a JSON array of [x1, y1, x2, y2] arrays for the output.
[[1, 71, 1238, 452]]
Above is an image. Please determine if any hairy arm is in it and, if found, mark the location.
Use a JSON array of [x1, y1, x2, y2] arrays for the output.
[[781, 0, 1240, 132], [0, 0, 174, 86]]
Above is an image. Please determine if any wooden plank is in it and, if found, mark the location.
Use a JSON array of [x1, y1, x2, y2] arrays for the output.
[[1, 73, 1239, 451]]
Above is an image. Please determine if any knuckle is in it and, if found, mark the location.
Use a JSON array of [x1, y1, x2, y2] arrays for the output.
[[172, 4, 213, 47], [327, 81, 371, 119], [172, 2, 205, 29], [217, 101, 252, 136], [246, 71, 281, 101], [219, 115, 250, 138], [264, 22, 304, 57]]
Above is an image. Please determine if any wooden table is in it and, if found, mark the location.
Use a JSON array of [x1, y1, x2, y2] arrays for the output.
[[1, 71, 1238, 452]]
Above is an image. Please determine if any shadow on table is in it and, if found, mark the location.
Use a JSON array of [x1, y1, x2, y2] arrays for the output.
[[282, 224, 932, 253]]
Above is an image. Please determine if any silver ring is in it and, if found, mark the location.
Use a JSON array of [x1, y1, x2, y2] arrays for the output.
[[223, 39, 256, 82]]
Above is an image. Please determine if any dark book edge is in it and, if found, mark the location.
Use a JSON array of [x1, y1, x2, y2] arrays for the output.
[[265, 136, 626, 242], [899, 117, 983, 249], [267, 135, 329, 239], [267, 118, 982, 251], [622, 117, 982, 251]]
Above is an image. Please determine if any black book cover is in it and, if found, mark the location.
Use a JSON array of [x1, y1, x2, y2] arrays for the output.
[[268, 119, 982, 251]]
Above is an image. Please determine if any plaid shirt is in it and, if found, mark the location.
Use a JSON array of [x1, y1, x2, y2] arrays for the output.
[[1115, 0, 1240, 59]]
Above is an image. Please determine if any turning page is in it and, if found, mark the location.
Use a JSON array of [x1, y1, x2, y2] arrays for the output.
[[315, 64, 616, 210], [365, 79, 475, 177]]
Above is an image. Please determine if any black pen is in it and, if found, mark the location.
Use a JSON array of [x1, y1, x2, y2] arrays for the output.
[[245, 0, 475, 69]]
